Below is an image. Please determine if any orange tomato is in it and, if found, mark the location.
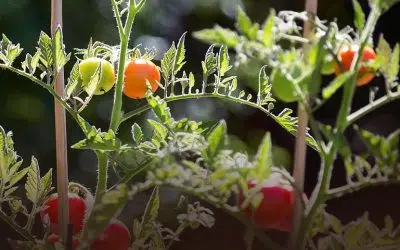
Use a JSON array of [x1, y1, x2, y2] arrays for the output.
[[123, 59, 161, 99], [334, 45, 377, 86]]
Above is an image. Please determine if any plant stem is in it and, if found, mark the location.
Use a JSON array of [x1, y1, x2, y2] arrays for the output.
[[93, 152, 108, 204], [295, 6, 381, 249], [289, 0, 318, 248], [109, 0, 141, 132], [51, 0, 69, 244], [347, 90, 400, 125]]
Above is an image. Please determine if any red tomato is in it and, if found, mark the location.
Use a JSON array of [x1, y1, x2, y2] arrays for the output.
[[240, 180, 294, 232], [123, 59, 161, 99], [40, 193, 87, 235], [334, 45, 377, 86], [91, 219, 131, 250]]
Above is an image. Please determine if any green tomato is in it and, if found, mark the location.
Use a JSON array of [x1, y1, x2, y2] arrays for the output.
[[79, 57, 115, 95]]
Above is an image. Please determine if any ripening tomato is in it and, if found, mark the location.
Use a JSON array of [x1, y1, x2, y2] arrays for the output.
[[79, 57, 116, 95], [334, 45, 377, 86], [240, 180, 294, 232], [123, 58, 160, 99], [40, 193, 88, 235], [91, 219, 131, 250]]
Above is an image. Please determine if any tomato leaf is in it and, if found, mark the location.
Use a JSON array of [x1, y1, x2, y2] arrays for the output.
[[173, 32, 186, 75], [352, 0, 365, 35], [235, 7, 259, 40], [261, 9, 276, 49], [52, 26, 70, 73], [322, 71, 354, 99], [218, 45, 231, 77], [192, 25, 241, 48], [65, 62, 81, 99], [131, 123, 143, 144], [252, 132, 272, 182], [0, 34, 23, 66], [203, 120, 227, 163], [202, 45, 218, 78], [161, 42, 176, 83], [38, 32, 53, 70]]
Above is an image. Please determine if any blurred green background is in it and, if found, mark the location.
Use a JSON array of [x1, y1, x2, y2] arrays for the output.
[[1, 0, 400, 249]]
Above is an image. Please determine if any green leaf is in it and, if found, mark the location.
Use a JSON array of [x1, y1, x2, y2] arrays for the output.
[[147, 95, 175, 128], [38, 32, 53, 69], [327, 213, 343, 234], [161, 42, 176, 82], [218, 45, 231, 76], [0, 34, 23, 66], [131, 123, 143, 144], [137, 186, 160, 241], [352, 0, 366, 34], [262, 9, 275, 48], [148, 120, 169, 141], [373, 0, 400, 13], [252, 132, 272, 182], [65, 62, 81, 99], [273, 109, 319, 151], [52, 26, 70, 72], [8, 167, 29, 187], [235, 7, 259, 40], [192, 25, 241, 48], [174, 32, 187, 74], [322, 72, 354, 99], [204, 120, 227, 163], [389, 43, 399, 83], [21, 51, 40, 74], [202, 45, 218, 77], [25, 157, 53, 205], [71, 128, 121, 151]]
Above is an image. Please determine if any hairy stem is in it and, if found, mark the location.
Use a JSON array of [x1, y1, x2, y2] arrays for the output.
[[109, 0, 143, 131], [296, 6, 381, 249]]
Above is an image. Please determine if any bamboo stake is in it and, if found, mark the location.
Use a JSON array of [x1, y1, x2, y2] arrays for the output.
[[51, 0, 69, 245], [289, 0, 318, 249]]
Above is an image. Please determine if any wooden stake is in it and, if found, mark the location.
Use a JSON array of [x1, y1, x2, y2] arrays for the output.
[[51, 0, 69, 245], [289, 0, 318, 249]]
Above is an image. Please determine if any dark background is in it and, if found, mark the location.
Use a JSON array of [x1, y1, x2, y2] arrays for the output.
[[0, 0, 400, 249]]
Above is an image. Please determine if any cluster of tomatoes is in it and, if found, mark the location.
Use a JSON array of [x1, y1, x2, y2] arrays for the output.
[[78, 57, 160, 99], [272, 44, 378, 102], [40, 192, 131, 249]]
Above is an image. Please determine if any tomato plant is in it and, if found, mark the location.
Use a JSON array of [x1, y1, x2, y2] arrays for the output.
[[0, 0, 400, 250]]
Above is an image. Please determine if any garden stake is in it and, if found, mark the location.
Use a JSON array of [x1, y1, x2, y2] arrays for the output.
[[289, 0, 318, 249], [51, 0, 70, 245]]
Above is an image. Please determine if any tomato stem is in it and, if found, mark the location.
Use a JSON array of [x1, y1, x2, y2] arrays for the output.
[[296, 5, 382, 250]]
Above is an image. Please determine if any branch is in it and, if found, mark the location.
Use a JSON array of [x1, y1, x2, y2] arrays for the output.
[[347, 90, 400, 124]]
